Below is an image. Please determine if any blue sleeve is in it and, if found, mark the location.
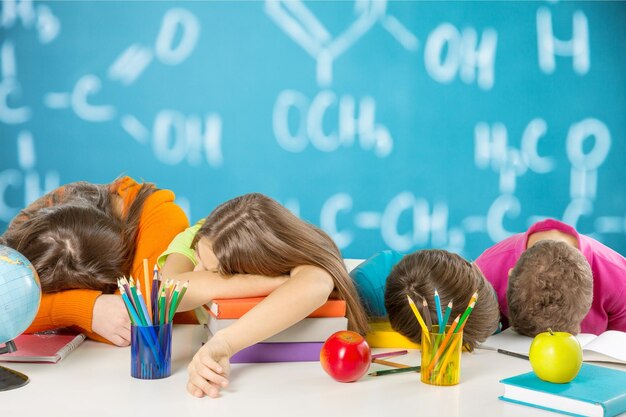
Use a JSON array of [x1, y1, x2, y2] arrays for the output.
[[349, 250, 404, 318]]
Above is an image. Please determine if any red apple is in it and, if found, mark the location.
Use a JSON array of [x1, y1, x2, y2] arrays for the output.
[[320, 330, 371, 382]]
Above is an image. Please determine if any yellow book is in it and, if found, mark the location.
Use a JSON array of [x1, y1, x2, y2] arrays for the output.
[[365, 321, 420, 349]]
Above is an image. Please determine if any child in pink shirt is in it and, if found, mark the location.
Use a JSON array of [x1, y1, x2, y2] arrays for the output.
[[475, 218, 626, 335]]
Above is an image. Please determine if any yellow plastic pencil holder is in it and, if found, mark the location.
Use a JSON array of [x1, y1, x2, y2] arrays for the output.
[[420, 325, 463, 386]]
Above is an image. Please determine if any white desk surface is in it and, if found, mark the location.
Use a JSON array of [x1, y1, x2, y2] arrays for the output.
[[2, 324, 619, 417]]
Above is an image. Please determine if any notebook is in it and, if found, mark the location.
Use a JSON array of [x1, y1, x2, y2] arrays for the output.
[[207, 316, 348, 343], [206, 296, 346, 319], [500, 363, 626, 417], [0, 332, 86, 363], [479, 328, 626, 364]]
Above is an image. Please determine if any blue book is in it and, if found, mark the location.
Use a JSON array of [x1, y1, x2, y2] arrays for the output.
[[499, 363, 626, 417]]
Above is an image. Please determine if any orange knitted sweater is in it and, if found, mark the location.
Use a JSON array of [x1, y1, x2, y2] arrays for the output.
[[24, 177, 193, 342]]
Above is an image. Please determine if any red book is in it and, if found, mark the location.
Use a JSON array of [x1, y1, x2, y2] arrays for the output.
[[205, 297, 347, 319]]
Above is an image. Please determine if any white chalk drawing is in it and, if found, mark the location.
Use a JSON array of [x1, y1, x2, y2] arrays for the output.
[[1, 0, 60, 43], [152, 110, 223, 167], [108, 44, 154, 86], [0, 78, 30, 124], [1, 40, 16, 79], [265, 0, 417, 87], [121, 115, 150, 144], [424, 23, 497, 90], [109, 8, 199, 86], [273, 89, 393, 157], [1, 2, 624, 255], [0, 131, 59, 222], [537, 7, 589, 75], [566, 118, 611, 200]]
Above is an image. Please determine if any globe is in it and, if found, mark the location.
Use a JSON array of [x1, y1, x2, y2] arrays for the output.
[[0, 245, 41, 345]]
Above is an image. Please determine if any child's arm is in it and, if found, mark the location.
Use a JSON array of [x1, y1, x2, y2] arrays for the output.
[[187, 265, 334, 398], [25, 290, 131, 346], [160, 252, 289, 311], [167, 268, 289, 311]]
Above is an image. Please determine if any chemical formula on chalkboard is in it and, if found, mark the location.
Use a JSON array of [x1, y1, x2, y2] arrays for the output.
[[1, 1, 624, 258]]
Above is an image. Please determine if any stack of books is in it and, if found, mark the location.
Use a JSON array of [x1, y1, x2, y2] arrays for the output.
[[201, 297, 348, 363]]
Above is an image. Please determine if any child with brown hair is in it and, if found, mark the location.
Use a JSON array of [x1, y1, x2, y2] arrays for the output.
[[0, 177, 191, 346], [506, 240, 592, 336], [158, 193, 368, 398], [476, 218, 626, 336], [350, 249, 500, 350]]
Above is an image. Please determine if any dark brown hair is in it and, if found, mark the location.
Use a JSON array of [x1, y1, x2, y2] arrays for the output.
[[1, 180, 156, 293], [507, 240, 593, 336], [385, 249, 500, 350], [192, 193, 369, 335]]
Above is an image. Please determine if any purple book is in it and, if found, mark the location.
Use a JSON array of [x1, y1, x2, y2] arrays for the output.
[[231, 342, 323, 363]]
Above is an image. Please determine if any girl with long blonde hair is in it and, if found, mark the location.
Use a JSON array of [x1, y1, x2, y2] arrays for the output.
[[159, 193, 368, 398]]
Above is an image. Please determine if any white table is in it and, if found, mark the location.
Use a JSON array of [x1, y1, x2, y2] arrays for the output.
[[0, 325, 604, 417]]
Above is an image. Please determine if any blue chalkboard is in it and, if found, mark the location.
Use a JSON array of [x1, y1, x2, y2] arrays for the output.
[[1, 1, 625, 259]]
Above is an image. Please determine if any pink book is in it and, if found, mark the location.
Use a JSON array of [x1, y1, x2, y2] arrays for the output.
[[0, 333, 85, 363]]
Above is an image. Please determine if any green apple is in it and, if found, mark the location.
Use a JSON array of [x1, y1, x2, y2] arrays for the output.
[[529, 329, 583, 383]]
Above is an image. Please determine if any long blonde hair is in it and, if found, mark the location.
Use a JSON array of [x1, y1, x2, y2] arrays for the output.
[[193, 193, 369, 335]]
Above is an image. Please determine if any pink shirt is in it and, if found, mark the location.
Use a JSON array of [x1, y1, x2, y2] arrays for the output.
[[475, 219, 626, 334]]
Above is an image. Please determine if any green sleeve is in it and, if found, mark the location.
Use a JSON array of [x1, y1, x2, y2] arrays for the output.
[[157, 220, 205, 268]]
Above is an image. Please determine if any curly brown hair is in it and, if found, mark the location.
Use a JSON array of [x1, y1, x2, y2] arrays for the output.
[[384, 249, 500, 350], [507, 240, 593, 336]]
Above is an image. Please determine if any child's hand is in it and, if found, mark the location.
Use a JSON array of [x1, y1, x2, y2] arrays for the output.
[[92, 294, 131, 346], [187, 332, 232, 398]]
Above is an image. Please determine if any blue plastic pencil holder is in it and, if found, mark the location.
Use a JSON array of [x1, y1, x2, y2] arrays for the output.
[[130, 322, 172, 379]]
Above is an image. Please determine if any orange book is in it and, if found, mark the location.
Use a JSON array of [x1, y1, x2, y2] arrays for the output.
[[205, 297, 347, 319]]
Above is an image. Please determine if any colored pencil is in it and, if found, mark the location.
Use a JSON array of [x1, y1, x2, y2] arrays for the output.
[[424, 315, 460, 375], [371, 358, 411, 368], [454, 297, 477, 333], [371, 350, 408, 360], [164, 280, 172, 323], [119, 277, 135, 310], [434, 336, 462, 384], [135, 285, 152, 327], [421, 297, 433, 332], [441, 300, 453, 330], [143, 259, 152, 323], [497, 349, 529, 360], [119, 287, 162, 366], [168, 281, 180, 323], [434, 296, 478, 383], [434, 289, 444, 332], [118, 283, 141, 326], [406, 295, 430, 343], [129, 277, 147, 325], [119, 273, 189, 328], [173, 281, 189, 314], [150, 265, 160, 324], [368, 366, 421, 377], [159, 286, 166, 325]]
